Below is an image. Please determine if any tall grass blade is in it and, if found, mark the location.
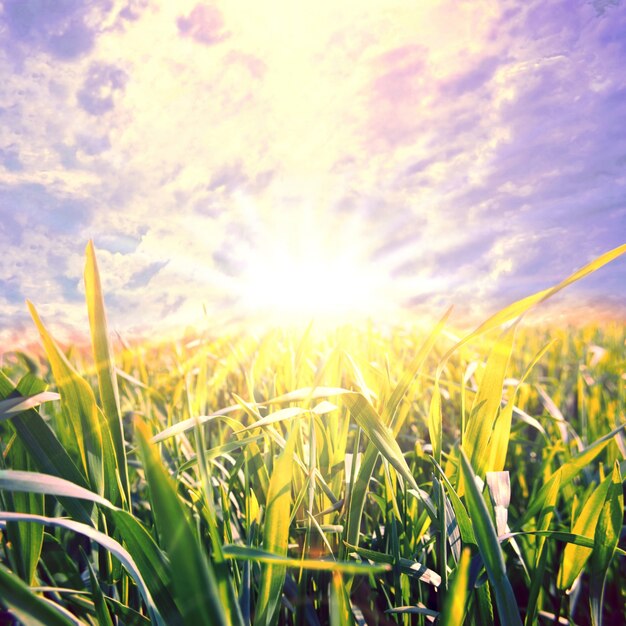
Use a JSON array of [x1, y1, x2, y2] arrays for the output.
[[589, 462, 623, 626], [438, 244, 626, 368], [84, 240, 130, 507], [460, 450, 523, 626], [439, 547, 471, 626], [557, 467, 614, 591], [27, 301, 114, 501], [464, 325, 516, 478], [525, 473, 561, 626], [254, 425, 298, 626], [0, 391, 60, 419], [135, 420, 227, 626]]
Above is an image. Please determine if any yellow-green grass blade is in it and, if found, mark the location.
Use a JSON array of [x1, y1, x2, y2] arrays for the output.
[[520, 423, 625, 524], [487, 339, 556, 474], [330, 571, 356, 626], [254, 424, 298, 626], [84, 240, 130, 508], [589, 462, 623, 626], [439, 546, 471, 626], [343, 393, 419, 494], [222, 545, 390, 574], [558, 467, 613, 591], [27, 301, 117, 503], [135, 420, 228, 626], [464, 325, 517, 479], [0, 563, 76, 626], [437, 243, 626, 373], [500, 530, 626, 555], [0, 372, 93, 525], [0, 512, 162, 625], [431, 457, 476, 545], [428, 381, 443, 465], [460, 449, 523, 626]]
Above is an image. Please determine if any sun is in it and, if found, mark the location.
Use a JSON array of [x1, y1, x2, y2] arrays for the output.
[[238, 213, 393, 327]]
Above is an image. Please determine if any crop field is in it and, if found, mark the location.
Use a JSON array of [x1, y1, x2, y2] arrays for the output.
[[0, 243, 624, 626]]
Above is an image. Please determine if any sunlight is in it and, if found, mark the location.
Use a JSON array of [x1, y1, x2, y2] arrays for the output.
[[238, 214, 392, 326]]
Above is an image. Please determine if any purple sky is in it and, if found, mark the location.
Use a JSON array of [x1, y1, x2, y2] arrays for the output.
[[0, 0, 625, 345]]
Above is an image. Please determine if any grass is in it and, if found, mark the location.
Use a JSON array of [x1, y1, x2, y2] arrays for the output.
[[0, 241, 625, 626]]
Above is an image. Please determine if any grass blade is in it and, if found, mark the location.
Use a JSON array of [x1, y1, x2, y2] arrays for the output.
[[439, 547, 471, 626], [460, 449, 523, 626], [0, 563, 75, 626], [0, 512, 162, 624], [464, 325, 516, 479], [222, 545, 389, 574], [254, 424, 298, 626], [27, 301, 110, 500], [589, 462, 623, 626], [135, 419, 228, 626], [84, 240, 130, 508], [558, 467, 613, 591]]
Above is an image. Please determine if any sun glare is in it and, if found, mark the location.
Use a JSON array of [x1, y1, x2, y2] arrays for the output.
[[238, 215, 392, 326]]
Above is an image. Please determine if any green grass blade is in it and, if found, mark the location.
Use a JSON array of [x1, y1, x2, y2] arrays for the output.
[[0, 512, 162, 624], [558, 468, 613, 591], [135, 420, 228, 626], [460, 450, 523, 626], [3, 439, 44, 586], [343, 393, 418, 493], [0, 372, 94, 525], [0, 563, 75, 626], [330, 571, 356, 626], [84, 551, 115, 626], [521, 424, 625, 524], [109, 509, 182, 624], [589, 462, 623, 626], [84, 240, 130, 508], [437, 244, 626, 370], [487, 339, 556, 474], [525, 472, 561, 626], [0, 469, 114, 509], [0, 391, 60, 419], [254, 425, 298, 626]]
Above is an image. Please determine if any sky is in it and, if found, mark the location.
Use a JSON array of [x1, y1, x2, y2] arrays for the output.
[[0, 0, 625, 346]]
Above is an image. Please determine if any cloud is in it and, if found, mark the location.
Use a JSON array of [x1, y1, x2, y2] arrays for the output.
[[77, 62, 128, 115], [0, 0, 112, 61], [0, 183, 94, 242], [177, 4, 229, 46], [0, 145, 23, 172], [127, 260, 169, 289]]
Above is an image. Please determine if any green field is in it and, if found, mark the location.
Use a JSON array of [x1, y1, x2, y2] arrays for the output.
[[0, 244, 624, 626]]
